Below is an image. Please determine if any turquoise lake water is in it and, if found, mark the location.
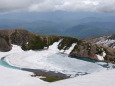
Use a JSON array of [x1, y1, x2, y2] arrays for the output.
[[0, 59, 20, 70]]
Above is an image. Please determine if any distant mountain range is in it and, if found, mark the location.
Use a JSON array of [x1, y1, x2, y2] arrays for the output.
[[65, 22, 115, 38], [0, 11, 115, 38]]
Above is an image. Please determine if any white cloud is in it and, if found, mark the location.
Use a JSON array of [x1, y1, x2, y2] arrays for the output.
[[0, 0, 115, 13]]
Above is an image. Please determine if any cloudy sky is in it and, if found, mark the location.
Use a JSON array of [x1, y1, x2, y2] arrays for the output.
[[0, 0, 115, 13]]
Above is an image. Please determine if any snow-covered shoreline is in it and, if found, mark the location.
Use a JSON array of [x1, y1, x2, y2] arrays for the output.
[[0, 65, 48, 86], [1, 57, 115, 86], [0, 45, 48, 86], [3, 42, 107, 76], [0, 42, 115, 86], [48, 69, 115, 86]]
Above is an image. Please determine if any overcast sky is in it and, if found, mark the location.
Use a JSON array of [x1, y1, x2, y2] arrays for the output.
[[0, 0, 115, 13]]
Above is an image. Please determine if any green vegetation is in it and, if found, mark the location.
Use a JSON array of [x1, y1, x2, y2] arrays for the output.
[[29, 36, 45, 50], [40, 76, 62, 82], [103, 48, 112, 55], [48, 35, 60, 46], [21, 35, 60, 51], [58, 37, 82, 50], [0, 35, 10, 45], [87, 43, 91, 55], [72, 45, 80, 52], [104, 56, 115, 62], [109, 34, 115, 39], [4, 36, 10, 45], [96, 47, 103, 55], [11, 31, 18, 37], [104, 56, 110, 61], [21, 43, 28, 50], [22, 36, 46, 50]]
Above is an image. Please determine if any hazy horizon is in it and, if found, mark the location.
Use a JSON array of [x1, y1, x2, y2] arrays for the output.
[[0, 0, 115, 38]]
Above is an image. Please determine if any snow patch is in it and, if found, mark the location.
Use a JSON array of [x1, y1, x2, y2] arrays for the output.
[[64, 43, 76, 54], [0, 45, 24, 59], [96, 55, 104, 61], [26, 42, 29, 45], [96, 39, 115, 48], [96, 52, 106, 61], [60, 43, 76, 54]]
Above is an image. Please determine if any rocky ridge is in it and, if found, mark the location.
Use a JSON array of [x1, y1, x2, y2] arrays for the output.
[[0, 29, 115, 63], [84, 34, 115, 48]]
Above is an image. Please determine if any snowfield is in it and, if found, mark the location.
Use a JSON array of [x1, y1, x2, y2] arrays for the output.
[[1, 63, 115, 86], [48, 69, 115, 86], [0, 65, 48, 86], [96, 39, 115, 48], [4, 41, 106, 76], [0, 41, 115, 86], [0, 45, 48, 86]]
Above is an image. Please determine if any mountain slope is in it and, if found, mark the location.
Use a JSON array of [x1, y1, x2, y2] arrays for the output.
[[65, 22, 115, 38], [0, 29, 115, 63], [85, 34, 115, 48]]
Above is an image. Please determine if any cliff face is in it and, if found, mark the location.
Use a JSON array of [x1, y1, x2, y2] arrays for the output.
[[0, 29, 115, 63]]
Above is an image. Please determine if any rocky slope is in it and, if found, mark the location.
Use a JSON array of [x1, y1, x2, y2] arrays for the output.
[[85, 34, 115, 48], [0, 29, 115, 63]]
